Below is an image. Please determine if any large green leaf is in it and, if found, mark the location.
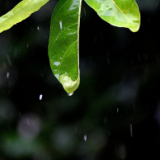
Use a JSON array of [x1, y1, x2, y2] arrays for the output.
[[84, 0, 140, 32], [0, 0, 49, 33], [48, 0, 82, 94]]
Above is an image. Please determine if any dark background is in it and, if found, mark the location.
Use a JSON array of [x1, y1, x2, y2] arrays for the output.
[[1, 0, 160, 159]]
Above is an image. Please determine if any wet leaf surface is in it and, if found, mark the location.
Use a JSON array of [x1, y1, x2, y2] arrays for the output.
[[48, 0, 82, 94], [84, 0, 140, 32]]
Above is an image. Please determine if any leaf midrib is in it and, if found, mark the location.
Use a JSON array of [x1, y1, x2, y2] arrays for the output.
[[58, 40, 78, 76], [110, 0, 132, 23]]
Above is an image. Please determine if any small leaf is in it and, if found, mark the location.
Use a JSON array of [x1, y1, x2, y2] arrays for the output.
[[84, 0, 140, 32], [48, 0, 82, 94], [0, 0, 49, 33]]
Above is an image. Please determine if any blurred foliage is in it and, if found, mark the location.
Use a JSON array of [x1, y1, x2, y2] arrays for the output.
[[1, 0, 160, 160]]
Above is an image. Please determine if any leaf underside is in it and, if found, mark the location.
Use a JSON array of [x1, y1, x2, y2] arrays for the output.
[[85, 0, 140, 32], [48, 0, 82, 94], [0, 0, 49, 33]]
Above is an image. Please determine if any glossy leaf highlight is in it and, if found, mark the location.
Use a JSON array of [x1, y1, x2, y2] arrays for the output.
[[48, 0, 82, 94], [0, 0, 49, 33], [84, 0, 140, 32]]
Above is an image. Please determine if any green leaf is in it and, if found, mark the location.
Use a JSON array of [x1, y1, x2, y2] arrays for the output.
[[84, 0, 140, 32], [0, 0, 49, 33], [48, 0, 82, 94]]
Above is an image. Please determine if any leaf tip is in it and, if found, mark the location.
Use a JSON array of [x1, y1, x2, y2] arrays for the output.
[[59, 74, 80, 94]]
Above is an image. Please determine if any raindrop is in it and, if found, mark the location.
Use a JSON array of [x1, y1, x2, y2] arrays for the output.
[[18, 114, 41, 140], [84, 8, 86, 16], [39, 94, 43, 100], [129, 124, 133, 137], [54, 62, 60, 66], [37, 26, 40, 30], [27, 43, 29, 48], [6, 72, 10, 78], [60, 21, 62, 29], [55, 74, 59, 78], [6, 55, 12, 65], [117, 108, 119, 113], [68, 92, 74, 96], [83, 134, 87, 141]]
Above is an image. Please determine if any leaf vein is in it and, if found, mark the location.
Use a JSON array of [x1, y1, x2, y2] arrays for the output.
[[50, 22, 78, 51], [58, 40, 78, 75], [110, 0, 132, 23]]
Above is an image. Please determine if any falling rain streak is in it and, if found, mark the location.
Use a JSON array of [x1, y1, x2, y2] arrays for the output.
[[129, 124, 133, 137], [39, 94, 43, 100], [6, 72, 10, 78], [6, 55, 12, 65], [84, 8, 86, 16], [83, 135, 87, 141]]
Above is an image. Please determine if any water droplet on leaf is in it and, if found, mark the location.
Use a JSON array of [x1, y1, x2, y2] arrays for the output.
[[68, 92, 74, 96], [59, 21, 62, 29]]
